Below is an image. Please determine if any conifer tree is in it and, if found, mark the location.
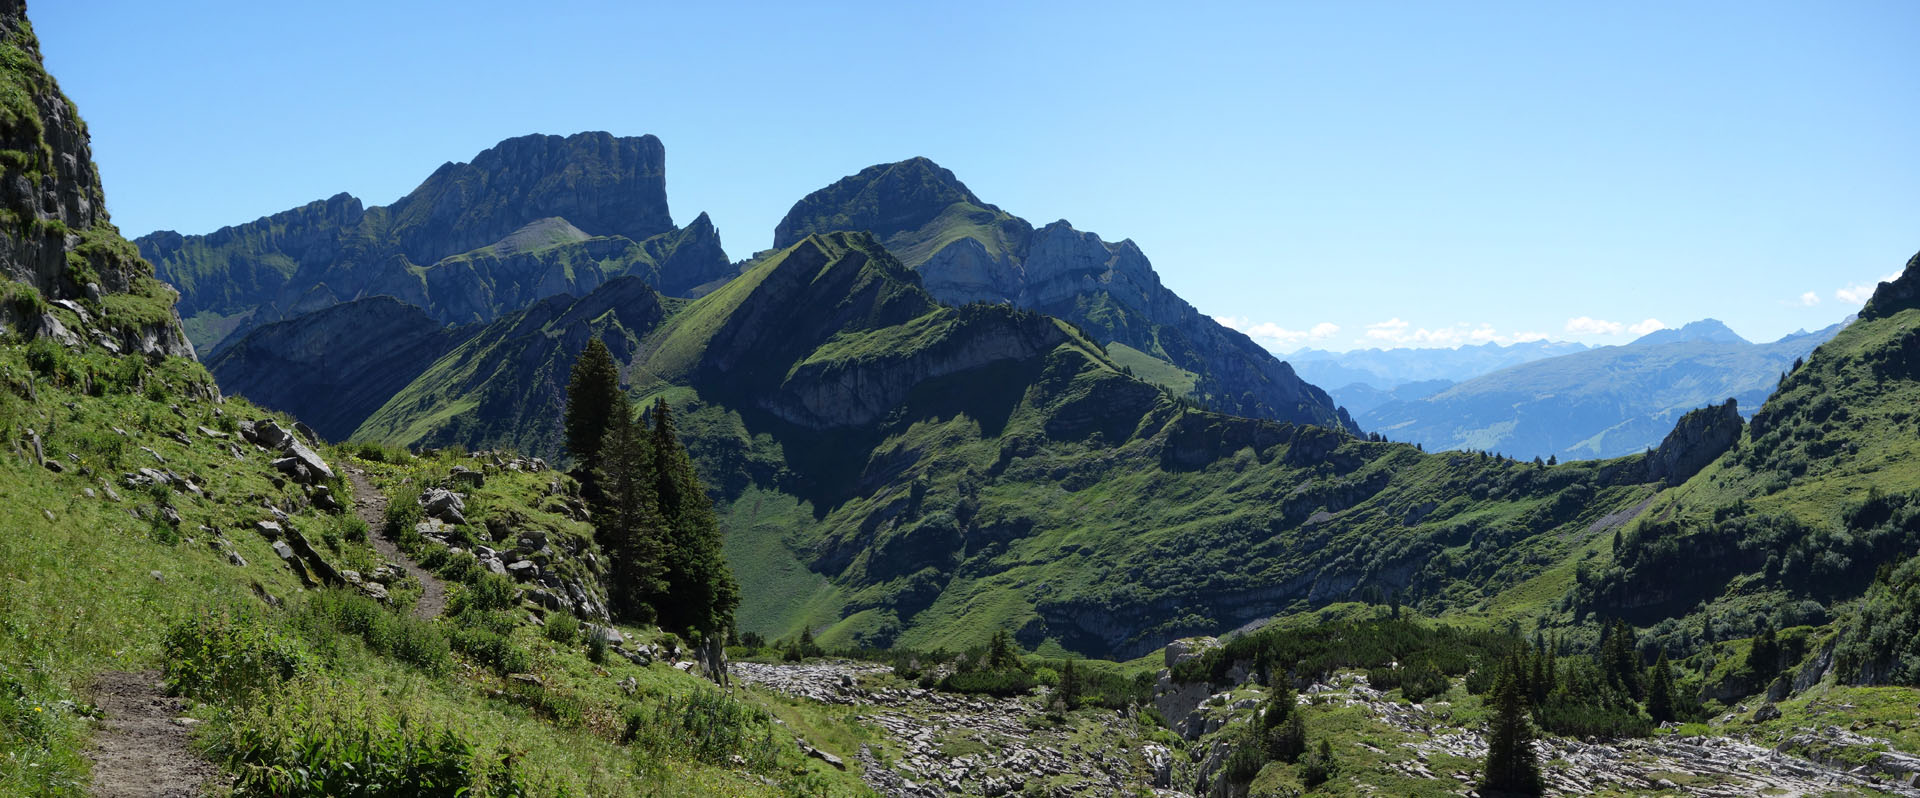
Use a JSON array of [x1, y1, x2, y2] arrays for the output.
[[1058, 659, 1084, 708], [1261, 676, 1307, 762], [1481, 653, 1544, 796], [1646, 649, 1677, 723], [593, 398, 667, 623], [564, 338, 623, 478], [645, 397, 740, 637], [986, 629, 1023, 671]]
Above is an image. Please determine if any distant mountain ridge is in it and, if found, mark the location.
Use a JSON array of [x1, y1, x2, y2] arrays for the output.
[[1359, 318, 1847, 461], [773, 157, 1354, 430], [1289, 339, 1590, 391], [135, 132, 733, 354]]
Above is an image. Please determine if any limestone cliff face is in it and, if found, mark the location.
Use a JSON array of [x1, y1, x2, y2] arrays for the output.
[[772, 158, 1355, 431], [0, 0, 192, 356], [208, 297, 471, 440], [386, 132, 672, 266], [136, 132, 722, 355], [1645, 399, 1743, 486]]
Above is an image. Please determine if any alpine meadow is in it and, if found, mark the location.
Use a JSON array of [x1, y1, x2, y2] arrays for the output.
[[4, 2, 1920, 796]]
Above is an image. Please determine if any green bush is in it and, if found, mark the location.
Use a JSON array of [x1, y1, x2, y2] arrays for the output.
[[297, 590, 450, 675], [622, 688, 776, 770], [162, 609, 304, 702], [213, 703, 522, 798], [384, 490, 425, 540], [542, 612, 580, 645], [938, 669, 1038, 697], [451, 627, 532, 675]]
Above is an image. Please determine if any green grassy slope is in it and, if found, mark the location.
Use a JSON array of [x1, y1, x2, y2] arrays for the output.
[[354, 232, 1666, 659]]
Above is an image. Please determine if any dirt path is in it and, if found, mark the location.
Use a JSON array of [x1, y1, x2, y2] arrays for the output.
[[346, 465, 447, 619], [85, 670, 218, 798]]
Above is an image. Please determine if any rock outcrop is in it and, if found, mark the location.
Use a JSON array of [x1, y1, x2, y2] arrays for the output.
[[1646, 399, 1742, 486], [1861, 250, 1920, 321], [0, 0, 193, 357]]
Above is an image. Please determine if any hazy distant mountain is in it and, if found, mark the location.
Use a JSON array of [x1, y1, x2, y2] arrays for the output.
[[1359, 318, 1847, 460], [1289, 339, 1589, 390]]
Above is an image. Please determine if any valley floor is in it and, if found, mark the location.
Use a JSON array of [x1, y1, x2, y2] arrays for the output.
[[738, 660, 1920, 797]]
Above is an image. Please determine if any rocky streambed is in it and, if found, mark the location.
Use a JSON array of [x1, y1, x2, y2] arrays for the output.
[[1305, 672, 1920, 797], [733, 661, 1188, 797], [739, 658, 1920, 797]]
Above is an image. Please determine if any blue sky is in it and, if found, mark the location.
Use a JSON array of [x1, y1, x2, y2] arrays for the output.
[[36, 1, 1919, 351]]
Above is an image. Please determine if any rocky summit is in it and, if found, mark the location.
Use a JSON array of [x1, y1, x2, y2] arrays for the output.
[[134, 131, 728, 354], [775, 157, 1355, 431]]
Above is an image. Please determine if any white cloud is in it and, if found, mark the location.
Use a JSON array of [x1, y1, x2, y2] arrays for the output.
[[1511, 331, 1551, 343], [1628, 318, 1667, 335], [1214, 316, 1339, 348], [1837, 272, 1902, 305], [1799, 291, 1821, 306], [1565, 316, 1626, 336]]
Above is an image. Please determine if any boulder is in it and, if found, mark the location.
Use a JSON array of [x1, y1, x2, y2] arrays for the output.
[[1753, 702, 1782, 722], [419, 488, 467, 524], [1164, 636, 1220, 670], [449, 466, 485, 488]]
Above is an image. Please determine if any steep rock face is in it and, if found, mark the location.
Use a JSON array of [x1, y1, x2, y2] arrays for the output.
[[209, 297, 471, 441], [1860, 251, 1920, 321], [0, 0, 192, 356], [1645, 399, 1742, 486], [385, 132, 671, 265], [773, 158, 1353, 431], [136, 132, 720, 354]]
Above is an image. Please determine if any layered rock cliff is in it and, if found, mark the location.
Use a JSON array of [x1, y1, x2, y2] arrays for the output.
[[1645, 399, 1742, 486], [135, 132, 726, 354], [0, 0, 192, 356]]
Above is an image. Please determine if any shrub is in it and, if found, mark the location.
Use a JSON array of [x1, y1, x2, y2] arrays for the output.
[[163, 609, 303, 702], [467, 573, 519, 612], [451, 627, 532, 675], [586, 628, 609, 665], [939, 669, 1038, 697], [542, 612, 580, 645], [213, 702, 516, 798], [1300, 739, 1338, 787], [623, 688, 777, 770], [296, 589, 451, 675], [384, 490, 425, 539]]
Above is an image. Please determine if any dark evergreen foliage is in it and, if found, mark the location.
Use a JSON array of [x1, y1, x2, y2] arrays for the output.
[[564, 338, 623, 477], [1480, 653, 1543, 796]]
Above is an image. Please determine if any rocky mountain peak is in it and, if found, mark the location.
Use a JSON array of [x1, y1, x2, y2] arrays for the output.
[[773, 157, 985, 249], [1859, 250, 1920, 321], [387, 131, 673, 265], [1631, 318, 1748, 347]]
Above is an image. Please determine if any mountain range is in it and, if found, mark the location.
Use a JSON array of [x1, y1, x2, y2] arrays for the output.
[[133, 132, 734, 355], [11, 4, 1920, 791], [1358, 318, 1846, 461], [1289, 338, 1590, 390]]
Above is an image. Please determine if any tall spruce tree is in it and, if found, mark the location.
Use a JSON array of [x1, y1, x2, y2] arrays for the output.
[[593, 398, 667, 623], [645, 398, 740, 637], [564, 338, 624, 478], [1646, 649, 1677, 723], [1481, 653, 1544, 797]]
